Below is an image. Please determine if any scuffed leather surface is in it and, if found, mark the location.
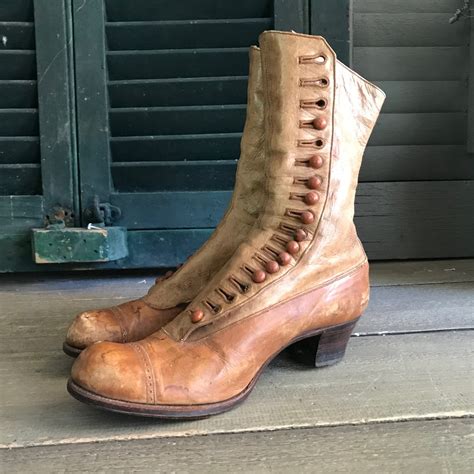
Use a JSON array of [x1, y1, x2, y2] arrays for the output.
[[70, 31, 385, 407], [143, 46, 266, 308], [66, 299, 184, 349], [72, 263, 368, 405]]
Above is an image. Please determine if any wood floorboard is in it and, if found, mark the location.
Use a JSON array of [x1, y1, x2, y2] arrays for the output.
[[0, 259, 473, 295], [2, 419, 472, 474], [0, 331, 471, 448], [1, 280, 472, 355]]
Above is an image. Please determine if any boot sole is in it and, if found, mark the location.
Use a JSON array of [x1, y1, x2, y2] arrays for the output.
[[63, 341, 83, 358], [67, 317, 359, 419]]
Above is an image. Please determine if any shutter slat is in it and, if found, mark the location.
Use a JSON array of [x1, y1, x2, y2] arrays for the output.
[[0, 21, 35, 49], [375, 81, 466, 113], [105, 0, 272, 21], [107, 19, 272, 50], [0, 109, 38, 136], [0, 0, 34, 22], [112, 161, 237, 192], [361, 145, 474, 181], [354, 13, 468, 47], [353, 46, 467, 81], [107, 48, 249, 80], [109, 77, 248, 107], [0, 136, 39, 164], [0, 163, 41, 195], [111, 133, 241, 162], [369, 113, 466, 146], [0, 51, 36, 79], [0, 80, 37, 108], [110, 105, 246, 136]]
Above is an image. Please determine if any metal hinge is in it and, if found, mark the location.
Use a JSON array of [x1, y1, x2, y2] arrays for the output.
[[83, 195, 122, 226]]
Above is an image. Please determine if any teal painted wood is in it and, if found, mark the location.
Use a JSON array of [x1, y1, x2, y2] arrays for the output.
[[105, 0, 273, 21], [0, 0, 33, 21], [0, 81, 37, 108], [33, 0, 77, 225], [310, 0, 352, 65], [72, 0, 112, 221]]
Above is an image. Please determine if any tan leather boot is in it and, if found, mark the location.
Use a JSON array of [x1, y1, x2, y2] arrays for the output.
[[68, 31, 385, 418], [63, 47, 265, 357]]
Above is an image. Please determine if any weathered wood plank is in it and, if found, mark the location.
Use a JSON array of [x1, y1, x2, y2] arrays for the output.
[[354, 13, 468, 47], [2, 419, 472, 473], [361, 145, 474, 181], [106, 19, 271, 50], [353, 47, 468, 81], [1, 281, 472, 355], [3, 259, 471, 293], [354, 0, 462, 14], [0, 330, 471, 448]]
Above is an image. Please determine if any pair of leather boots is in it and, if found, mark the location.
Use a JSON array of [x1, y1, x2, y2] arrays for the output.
[[66, 31, 385, 418]]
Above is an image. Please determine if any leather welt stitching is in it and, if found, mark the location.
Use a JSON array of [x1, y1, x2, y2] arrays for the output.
[[130, 342, 156, 404]]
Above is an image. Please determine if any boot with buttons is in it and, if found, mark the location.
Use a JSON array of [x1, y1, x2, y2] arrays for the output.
[[63, 47, 265, 357], [68, 31, 385, 418]]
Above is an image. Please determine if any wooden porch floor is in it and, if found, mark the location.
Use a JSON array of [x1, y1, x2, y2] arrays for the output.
[[0, 260, 473, 472]]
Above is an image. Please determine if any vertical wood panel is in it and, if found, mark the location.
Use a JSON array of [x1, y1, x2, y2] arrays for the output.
[[73, 0, 112, 220], [33, 0, 77, 224]]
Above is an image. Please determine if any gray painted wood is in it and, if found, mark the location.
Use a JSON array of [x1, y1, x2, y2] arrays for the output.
[[2, 419, 472, 473], [354, 13, 468, 47], [361, 145, 474, 181], [354, 0, 462, 14], [353, 46, 468, 81], [0, 329, 471, 448], [468, 6, 474, 153]]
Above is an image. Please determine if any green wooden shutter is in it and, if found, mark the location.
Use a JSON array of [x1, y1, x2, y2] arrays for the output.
[[0, 0, 77, 271], [73, 0, 308, 269]]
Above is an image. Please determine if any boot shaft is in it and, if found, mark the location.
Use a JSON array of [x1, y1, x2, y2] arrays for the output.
[[166, 32, 385, 341]]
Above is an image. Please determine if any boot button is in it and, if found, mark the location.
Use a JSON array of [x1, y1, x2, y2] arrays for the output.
[[252, 269, 266, 283], [301, 210, 315, 224], [190, 309, 204, 323], [307, 176, 322, 189], [313, 117, 327, 130], [295, 229, 307, 242], [309, 155, 324, 169], [265, 260, 280, 274], [305, 192, 319, 205], [279, 252, 292, 266], [286, 240, 300, 255]]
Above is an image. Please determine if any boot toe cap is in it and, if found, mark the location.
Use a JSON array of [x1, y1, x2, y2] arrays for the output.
[[66, 309, 123, 349], [71, 341, 148, 404]]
